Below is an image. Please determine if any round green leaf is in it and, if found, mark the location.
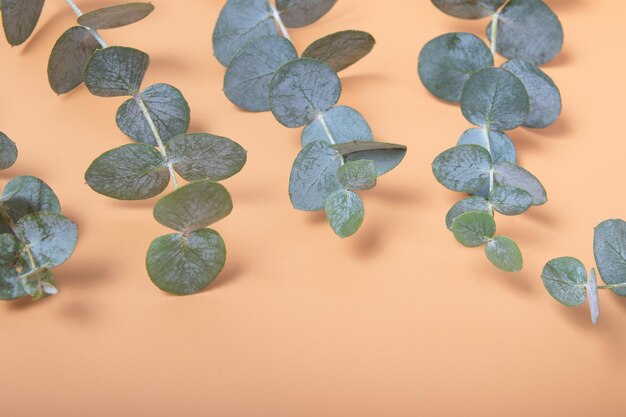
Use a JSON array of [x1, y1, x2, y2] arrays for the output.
[[167, 133, 247, 182], [337, 160, 377, 190], [47, 26, 101, 95], [212, 0, 278, 66], [325, 189, 364, 238], [276, 0, 337, 28], [587, 268, 600, 324], [15, 212, 78, 268], [153, 180, 233, 234], [418, 33, 493, 102], [84, 46, 149, 97], [331, 141, 407, 176], [488, 185, 532, 216], [0, 176, 61, 234], [77, 2, 154, 30], [594, 219, 626, 297], [85, 143, 169, 200], [302, 106, 373, 147], [451, 211, 496, 247], [0, 267, 26, 300], [487, 0, 563, 66], [457, 128, 516, 164], [224, 35, 298, 112], [432, 145, 492, 194], [484, 236, 522, 272], [541, 257, 587, 306], [269, 58, 341, 128], [501, 60, 561, 128], [1, 0, 45, 46], [493, 162, 546, 205], [289, 140, 343, 211], [432, 0, 505, 19], [302, 30, 375, 72], [445, 196, 492, 230], [116, 83, 190, 146], [0, 131, 17, 169], [460, 68, 529, 131], [147, 229, 226, 295]]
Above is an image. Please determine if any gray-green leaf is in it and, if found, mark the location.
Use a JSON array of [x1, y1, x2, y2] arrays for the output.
[[418, 32, 493, 102], [1, 0, 44, 45], [85, 143, 169, 200], [15, 212, 78, 268], [0, 267, 26, 300], [541, 257, 587, 306], [488, 185, 532, 216], [276, 0, 337, 28], [0, 131, 17, 169], [77, 2, 154, 30], [337, 160, 376, 190], [331, 141, 407, 176], [0, 176, 61, 234], [302, 30, 375, 72], [20, 267, 57, 300], [445, 196, 492, 230], [451, 211, 496, 247], [302, 106, 373, 146], [432, 144, 492, 194], [84, 46, 149, 97], [484, 236, 522, 272], [457, 128, 516, 164], [0, 233, 21, 266], [432, 0, 505, 19], [587, 268, 600, 324], [493, 162, 546, 205], [325, 189, 364, 238], [593, 219, 626, 297]]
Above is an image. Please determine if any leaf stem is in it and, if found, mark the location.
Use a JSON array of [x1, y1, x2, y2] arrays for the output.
[[597, 283, 626, 290], [64, 0, 108, 48], [490, 12, 499, 58], [483, 128, 494, 192], [270, 6, 292, 41]]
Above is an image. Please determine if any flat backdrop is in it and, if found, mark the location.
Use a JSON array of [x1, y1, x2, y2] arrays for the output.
[[1, 0, 624, 416]]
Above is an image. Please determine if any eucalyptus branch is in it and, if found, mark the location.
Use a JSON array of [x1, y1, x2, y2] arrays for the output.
[[64, 0, 108, 47]]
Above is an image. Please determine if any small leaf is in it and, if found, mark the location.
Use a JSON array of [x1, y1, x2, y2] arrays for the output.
[[451, 211, 496, 247], [445, 196, 492, 230], [269, 58, 341, 128], [325, 189, 364, 238], [457, 128, 516, 164], [77, 2, 154, 30], [153, 180, 233, 234], [331, 141, 407, 176], [0, 176, 61, 234], [432, 145, 492, 194], [0, 131, 17, 169], [0, 267, 26, 300], [432, 0, 505, 19], [487, 0, 563, 66], [488, 184, 532, 216], [212, 0, 278, 66], [460, 68, 529, 131], [224, 35, 297, 112], [0, 233, 21, 266], [289, 141, 343, 211], [20, 268, 57, 300], [337, 160, 377, 190], [418, 32, 493, 102], [1, 0, 44, 45], [587, 268, 600, 324], [484, 236, 522, 272], [276, 0, 337, 28], [501, 60, 561, 128], [167, 133, 247, 182], [85, 143, 169, 200], [146, 229, 226, 295], [84, 46, 149, 97], [15, 213, 78, 268], [493, 162, 546, 205], [593, 219, 626, 297], [116, 83, 190, 146], [302, 106, 373, 147], [302, 30, 375, 72], [541, 257, 587, 306], [47, 27, 101, 94]]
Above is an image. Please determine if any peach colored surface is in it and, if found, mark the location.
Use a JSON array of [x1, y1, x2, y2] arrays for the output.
[[1, 0, 625, 415]]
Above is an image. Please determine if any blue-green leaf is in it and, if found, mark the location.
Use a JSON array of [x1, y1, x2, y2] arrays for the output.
[[302, 106, 373, 146], [337, 160, 377, 190], [276, 0, 337, 28], [432, 145, 492, 194], [457, 128, 516, 164], [0, 131, 18, 169], [488, 184, 532, 216], [587, 268, 600, 324], [484, 236, 522, 272], [541, 257, 587, 306], [493, 162, 546, 205], [325, 189, 364, 238], [445, 196, 492, 230], [593, 219, 626, 297], [302, 30, 375, 72], [84, 46, 149, 96], [1, 0, 45, 45], [451, 211, 496, 247], [15, 213, 78, 268]]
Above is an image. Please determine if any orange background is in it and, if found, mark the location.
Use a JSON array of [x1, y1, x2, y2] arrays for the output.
[[1, 0, 625, 415]]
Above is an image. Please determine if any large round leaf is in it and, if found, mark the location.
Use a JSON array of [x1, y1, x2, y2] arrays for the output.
[[1, 0, 45, 46], [302, 30, 375, 72], [484, 236, 522, 272], [457, 128, 516, 164], [153, 180, 233, 234], [418, 32, 493, 102], [488, 185, 532, 216], [451, 211, 496, 247], [445, 196, 492, 230], [594, 219, 626, 297], [48, 26, 101, 94], [0, 176, 60, 234], [276, 0, 337, 28], [269, 58, 341, 128], [432, 145, 492, 194], [15, 212, 78, 268], [493, 162, 546, 205], [432, 0, 505, 19], [325, 189, 364, 238], [84, 46, 149, 97], [460, 67, 529, 131], [0, 131, 17, 169], [302, 106, 373, 147], [541, 257, 587, 306], [331, 141, 407, 176], [147, 229, 226, 295], [77, 2, 154, 30]]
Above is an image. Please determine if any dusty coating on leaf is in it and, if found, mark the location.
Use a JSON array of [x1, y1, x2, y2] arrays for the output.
[[302, 30, 375, 72], [84, 46, 150, 97], [48, 27, 101, 94], [541, 257, 587, 306], [593, 220, 626, 297], [432, 144, 492, 194], [276, 0, 337, 28]]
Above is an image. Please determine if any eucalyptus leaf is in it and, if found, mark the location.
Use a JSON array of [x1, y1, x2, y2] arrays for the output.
[[301, 106, 373, 146], [0, 267, 26, 300], [445, 196, 492, 230], [0, 131, 17, 169], [77, 2, 154, 30], [224, 35, 297, 112], [212, 0, 278, 66], [451, 211, 496, 247], [337, 160, 377, 190], [460, 67, 529, 131], [270, 58, 341, 128], [593, 219, 626, 297], [15, 212, 78, 268], [167, 133, 247, 182], [21, 267, 57, 300], [116, 83, 190, 146], [457, 128, 516, 164], [432, 0, 505, 19], [418, 32, 493, 102], [1, 0, 44, 45], [493, 162, 546, 205], [488, 184, 532, 216], [47, 26, 101, 94], [331, 141, 407, 176], [84, 46, 149, 97], [325, 189, 364, 238], [484, 236, 522, 272], [0, 233, 21, 266], [289, 140, 343, 211], [0, 176, 61, 234], [276, 0, 337, 28], [302, 30, 375, 72], [501, 60, 561, 128], [432, 144, 492, 194], [85, 143, 169, 200], [541, 257, 587, 306], [587, 268, 600, 324], [487, 0, 563, 66], [146, 229, 226, 295], [153, 180, 233, 234]]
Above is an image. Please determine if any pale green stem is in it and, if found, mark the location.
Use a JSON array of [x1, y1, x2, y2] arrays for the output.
[[318, 113, 345, 166], [270, 5, 292, 41], [483, 128, 494, 192], [64, 0, 108, 48], [490, 12, 499, 58], [598, 283, 626, 290]]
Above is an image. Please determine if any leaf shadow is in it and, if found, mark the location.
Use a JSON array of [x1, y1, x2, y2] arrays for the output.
[[306, 210, 327, 225], [56, 259, 114, 290], [340, 73, 388, 89], [476, 261, 538, 295], [205, 258, 246, 292], [349, 220, 383, 258]]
